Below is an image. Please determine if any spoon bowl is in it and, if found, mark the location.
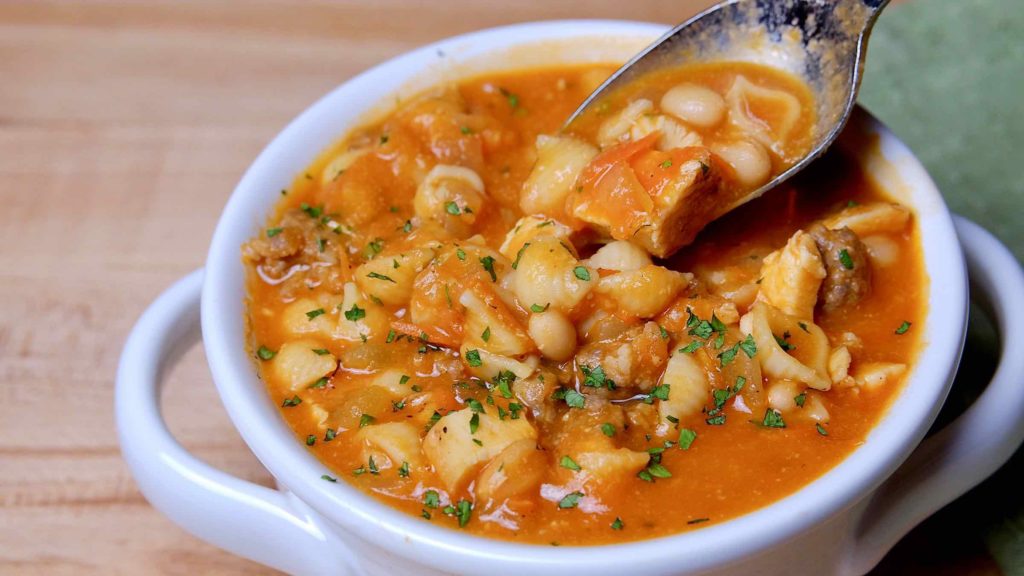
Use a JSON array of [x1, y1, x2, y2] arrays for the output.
[[566, 0, 890, 212]]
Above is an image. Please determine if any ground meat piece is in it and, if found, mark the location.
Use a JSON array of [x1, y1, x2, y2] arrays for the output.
[[809, 224, 871, 312]]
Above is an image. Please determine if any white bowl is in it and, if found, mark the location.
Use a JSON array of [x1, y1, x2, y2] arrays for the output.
[[116, 20, 1024, 576]]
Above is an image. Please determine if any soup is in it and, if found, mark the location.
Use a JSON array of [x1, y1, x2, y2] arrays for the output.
[[242, 62, 923, 545]]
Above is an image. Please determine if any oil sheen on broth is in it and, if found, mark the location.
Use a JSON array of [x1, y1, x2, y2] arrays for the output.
[[242, 62, 924, 545]]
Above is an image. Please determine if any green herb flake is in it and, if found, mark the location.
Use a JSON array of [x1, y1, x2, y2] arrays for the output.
[[460, 126, 473, 135], [266, 227, 283, 238], [344, 304, 366, 322], [530, 302, 550, 313], [306, 308, 325, 320], [481, 326, 491, 342], [739, 334, 757, 358], [650, 384, 671, 401], [423, 490, 440, 508], [479, 255, 497, 282], [445, 201, 461, 215], [838, 249, 855, 270], [324, 428, 336, 442], [398, 461, 410, 478], [385, 329, 397, 343], [454, 499, 473, 527], [358, 413, 376, 428], [563, 389, 586, 409], [794, 392, 807, 407], [308, 377, 328, 389], [601, 423, 616, 437], [895, 321, 912, 335], [257, 345, 276, 360], [305, 434, 316, 446], [816, 423, 829, 436], [469, 412, 480, 434], [558, 491, 584, 509], [282, 395, 302, 407], [573, 266, 591, 281], [761, 409, 786, 428], [456, 247, 467, 261], [646, 463, 672, 479], [367, 271, 395, 283], [312, 348, 330, 356], [465, 349, 482, 367], [321, 474, 337, 482], [678, 341, 702, 354], [660, 159, 673, 169], [560, 455, 581, 471], [611, 517, 624, 530], [678, 428, 697, 450], [512, 242, 530, 269]]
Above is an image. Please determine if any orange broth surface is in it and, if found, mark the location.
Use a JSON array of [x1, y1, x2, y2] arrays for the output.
[[244, 63, 924, 545]]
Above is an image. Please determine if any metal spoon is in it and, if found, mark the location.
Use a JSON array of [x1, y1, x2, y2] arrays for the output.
[[565, 0, 890, 212]]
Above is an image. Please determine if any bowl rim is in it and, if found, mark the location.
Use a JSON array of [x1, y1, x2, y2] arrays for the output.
[[201, 19, 967, 575]]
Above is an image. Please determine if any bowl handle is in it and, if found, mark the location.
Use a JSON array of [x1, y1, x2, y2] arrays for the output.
[[845, 216, 1024, 574], [115, 269, 361, 575]]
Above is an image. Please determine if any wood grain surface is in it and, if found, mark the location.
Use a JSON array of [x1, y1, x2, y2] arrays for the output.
[[0, 1, 1000, 575]]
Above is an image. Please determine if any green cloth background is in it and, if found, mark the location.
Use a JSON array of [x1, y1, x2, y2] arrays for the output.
[[859, 1, 1023, 574]]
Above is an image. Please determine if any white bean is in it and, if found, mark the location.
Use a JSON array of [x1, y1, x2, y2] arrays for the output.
[[660, 83, 726, 128], [712, 139, 772, 188]]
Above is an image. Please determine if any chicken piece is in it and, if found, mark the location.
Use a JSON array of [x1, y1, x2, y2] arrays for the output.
[[757, 230, 826, 320], [808, 224, 872, 312], [567, 135, 724, 258]]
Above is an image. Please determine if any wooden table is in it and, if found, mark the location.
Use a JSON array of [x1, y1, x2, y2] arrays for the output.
[[0, 1, 1001, 574]]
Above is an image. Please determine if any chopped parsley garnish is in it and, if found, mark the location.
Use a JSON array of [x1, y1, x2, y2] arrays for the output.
[[798, 321, 810, 333], [398, 461, 410, 478], [559, 455, 581, 471], [573, 266, 591, 281], [305, 435, 316, 446], [423, 490, 440, 508], [257, 345, 276, 360], [660, 159, 673, 169], [738, 334, 757, 358], [678, 428, 697, 450], [659, 324, 670, 340], [794, 392, 807, 407], [445, 201, 461, 215], [774, 333, 796, 352], [266, 227, 283, 238], [761, 408, 786, 428], [281, 395, 302, 407], [368, 456, 379, 475], [308, 377, 328, 389], [358, 413, 376, 428], [558, 491, 584, 509], [838, 249, 855, 270], [530, 303, 550, 313], [460, 126, 473, 134], [816, 423, 829, 436], [312, 348, 330, 355], [456, 247, 467, 261], [705, 414, 726, 426], [450, 499, 473, 527], [479, 255, 497, 281], [611, 517, 624, 530], [494, 370, 516, 399], [392, 400, 406, 412], [425, 410, 442, 431], [581, 364, 616, 390], [385, 329, 397, 343], [399, 374, 411, 385], [366, 238, 384, 257], [645, 463, 672, 479], [554, 388, 586, 409], [895, 321, 912, 335], [300, 203, 323, 218], [344, 304, 366, 322], [601, 423, 616, 437], [648, 384, 671, 402], [324, 428, 336, 442], [305, 308, 325, 320], [499, 87, 520, 109], [379, 134, 389, 144], [678, 341, 702, 354], [366, 271, 395, 283], [465, 349, 482, 367], [481, 326, 491, 342], [466, 398, 485, 413], [469, 412, 480, 434], [321, 474, 337, 482], [511, 242, 530, 269]]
